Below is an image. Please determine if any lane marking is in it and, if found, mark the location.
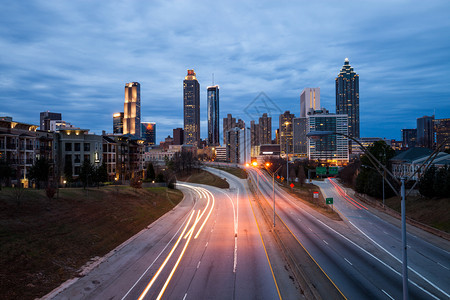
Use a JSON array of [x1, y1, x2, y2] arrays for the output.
[[183, 293, 187, 300], [348, 221, 448, 299], [197, 261, 201, 269], [382, 289, 394, 300], [194, 189, 215, 239], [323, 240, 328, 245], [438, 262, 449, 270], [205, 242, 208, 248], [344, 258, 353, 266]]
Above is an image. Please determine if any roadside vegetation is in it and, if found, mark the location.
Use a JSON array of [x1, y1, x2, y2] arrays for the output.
[[0, 186, 182, 300], [178, 169, 229, 189], [213, 166, 248, 179]]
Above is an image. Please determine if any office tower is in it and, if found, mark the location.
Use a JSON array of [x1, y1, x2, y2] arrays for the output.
[[123, 82, 141, 137], [225, 127, 250, 164], [300, 88, 320, 117], [307, 111, 349, 164], [40, 111, 62, 131], [259, 113, 272, 144], [279, 111, 295, 155], [417, 115, 434, 148], [336, 58, 359, 138], [293, 117, 307, 156], [250, 120, 260, 146], [433, 118, 450, 150], [207, 85, 220, 146], [173, 128, 184, 145], [141, 122, 156, 145], [183, 69, 200, 146], [401, 128, 417, 149], [113, 112, 124, 134], [223, 114, 245, 144]]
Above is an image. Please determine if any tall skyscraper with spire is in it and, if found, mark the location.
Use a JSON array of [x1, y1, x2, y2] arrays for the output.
[[207, 85, 219, 146], [123, 82, 141, 137], [183, 70, 200, 146], [336, 58, 359, 138]]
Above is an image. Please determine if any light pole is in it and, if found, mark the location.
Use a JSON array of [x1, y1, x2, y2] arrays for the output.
[[264, 163, 282, 227], [307, 131, 447, 300], [285, 121, 290, 184]]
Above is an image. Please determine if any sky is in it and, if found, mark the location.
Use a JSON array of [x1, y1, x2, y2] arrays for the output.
[[1, 0, 449, 143]]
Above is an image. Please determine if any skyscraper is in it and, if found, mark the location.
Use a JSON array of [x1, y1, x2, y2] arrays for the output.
[[279, 111, 295, 155], [259, 113, 272, 145], [401, 128, 417, 149], [173, 128, 184, 145], [223, 114, 244, 144], [433, 118, 450, 150], [207, 85, 219, 146], [183, 70, 200, 146], [123, 82, 141, 137], [300, 88, 320, 117], [336, 58, 359, 138], [113, 112, 124, 134], [417, 115, 434, 148], [141, 122, 156, 145], [40, 111, 62, 131]]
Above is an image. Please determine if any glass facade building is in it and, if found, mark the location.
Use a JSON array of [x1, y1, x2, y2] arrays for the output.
[[141, 122, 156, 145], [123, 82, 141, 137], [336, 58, 359, 138], [113, 112, 124, 134], [183, 70, 200, 146], [207, 85, 219, 146]]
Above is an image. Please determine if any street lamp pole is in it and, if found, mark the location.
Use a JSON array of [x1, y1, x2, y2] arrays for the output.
[[401, 176, 408, 299]]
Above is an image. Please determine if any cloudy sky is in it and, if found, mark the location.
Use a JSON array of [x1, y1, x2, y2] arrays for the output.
[[1, 0, 449, 143]]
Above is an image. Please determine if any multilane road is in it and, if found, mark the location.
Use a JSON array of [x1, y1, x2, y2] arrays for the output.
[[247, 167, 450, 299], [48, 180, 280, 299]]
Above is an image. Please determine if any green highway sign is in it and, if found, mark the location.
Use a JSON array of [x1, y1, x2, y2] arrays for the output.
[[329, 167, 338, 175], [326, 197, 333, 205], [316, 167, 327, 175]]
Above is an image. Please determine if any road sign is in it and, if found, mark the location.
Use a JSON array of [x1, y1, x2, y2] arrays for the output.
[[329, 167, 338, 175], [290, 183, 294, 188], [313, 191, 319, 199], [316, 167, 327, 175], [326, 197, 333, 204]]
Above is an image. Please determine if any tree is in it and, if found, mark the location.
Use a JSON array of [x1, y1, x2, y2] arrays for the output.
[[28, 157, 50, 189], [64, 159, 73, 183], [418, 164, 436, 198], [79, 160, 94, 189], [146, 162, 156, 181], [92, 163, 108, 187], [0, 159, 14, 190]]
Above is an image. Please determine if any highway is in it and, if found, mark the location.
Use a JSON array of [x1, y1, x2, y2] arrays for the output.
[[247, 167, 449, 299], [48, 180, 280, 299]]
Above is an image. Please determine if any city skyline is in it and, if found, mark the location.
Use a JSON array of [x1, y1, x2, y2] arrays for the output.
[[1, 1, 449, 142]]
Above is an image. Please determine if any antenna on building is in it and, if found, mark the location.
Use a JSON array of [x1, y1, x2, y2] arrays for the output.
[[212, 73, 214, 86]]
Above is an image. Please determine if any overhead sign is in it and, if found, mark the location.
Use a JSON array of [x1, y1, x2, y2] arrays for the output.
[[316, 167, 327, 175], [326, 197, 333, 204], [329, 167, 338, 175]]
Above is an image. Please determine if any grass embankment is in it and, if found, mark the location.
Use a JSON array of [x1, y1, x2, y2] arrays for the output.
[[178, 169, 229, 188], [384, 195, 450, 233], [279, 181, 341, 221], [214, 167, 248, 179], [0, 186, 183, 300]]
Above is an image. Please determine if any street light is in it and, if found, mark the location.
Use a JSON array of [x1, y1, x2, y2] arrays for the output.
[[307, 131, 449, 300], [264, 162, 283, 227], [284, 121, 290, 184]]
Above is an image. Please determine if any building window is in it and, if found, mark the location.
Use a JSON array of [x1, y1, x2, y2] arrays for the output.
[[74, 154, 81, 164], [65, 143, 72, 151], [84, 143, 90, 151], [74, 143, 81, 151], [84, 154, 90, 162], [65, 154, 72, 163]]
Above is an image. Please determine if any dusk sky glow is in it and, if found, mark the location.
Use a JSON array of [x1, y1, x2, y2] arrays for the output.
[[1, 1, 449, 142]]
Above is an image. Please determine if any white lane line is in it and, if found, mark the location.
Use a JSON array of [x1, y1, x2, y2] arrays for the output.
[[344, 258, 353, 266], [205, 242, 208, 248], [121, 209, 194, 300], [183, 293, 187, 300], [382, 289, 395, 300], [197, 261, 201, 269], [323, 240, 328, 245], [349, 220, 449, 299], [438, 262, 449, 270]]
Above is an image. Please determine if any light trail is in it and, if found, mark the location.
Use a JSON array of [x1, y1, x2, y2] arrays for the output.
[[137, 210, 196, 300], [328, 178, 368, 210], [194, 188, 216, 239]]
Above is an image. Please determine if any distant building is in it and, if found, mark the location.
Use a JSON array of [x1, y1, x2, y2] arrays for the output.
[[225, 127, 250, 164], [40, 111, 62, 131], [293, 117, 307, 156], [417, 115, 434, 148], [279, 111, 295, 156], [336, 58, 359, 138], [183, 70, 200, 146], [123, 82, 141, 137], [141, 122, 156, 145], [49, 120, 78, 132], [113, 112, 124, 134], [307, 110, 349, 164], [300, 88, 320, 117], [250, 120, 259, 147], [215, 146, 227, 162], [207, 85, 220, 146], [433, 118, 450, 150], [173, 128, 184, 145], [259, 113, 272, 145], [350, 137, 392, 155], [223, 114, 244, 144], [402, 128, 417, 149]]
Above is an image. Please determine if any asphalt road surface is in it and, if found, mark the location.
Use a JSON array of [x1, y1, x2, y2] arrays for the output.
[[247, 168, 449, 299], [47, 180, 280, 300]]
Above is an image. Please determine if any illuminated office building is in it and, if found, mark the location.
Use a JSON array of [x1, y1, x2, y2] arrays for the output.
[[336, 58, 359, 138], [300, 88, 320, 117], [207, 85, 219, 146], [183, 70, 200, 146], [113, 112, 124, 134], [123, 82, 141, 137], [141, 122, 156, 145]]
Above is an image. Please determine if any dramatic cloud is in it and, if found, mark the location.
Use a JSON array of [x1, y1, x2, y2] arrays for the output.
[[1, 0, 449, 141]]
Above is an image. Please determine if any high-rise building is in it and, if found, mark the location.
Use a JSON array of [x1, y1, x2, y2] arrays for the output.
[[300, 88, 320, 117], [173, 128, 184, 145], [207, 85, 220, 146], [293, 117, 307, 156], [225, 127, 250, 164], [250, 120, 260, 147], [259, 113, 272, 145], [336, 58, 359, 138], [141, 122, 156, 145], [307, 110, 349, 164], [40, 111, 62, 131], [123, 82, 141, 137], [113, 112, 124, 134], [417, 115, 434, 149], [183, 70, 200, 146], [279, 111, 295, 156], [401, 128, 417, 149], [433, 118, 450, 150], [223, 114, 244, 144]]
